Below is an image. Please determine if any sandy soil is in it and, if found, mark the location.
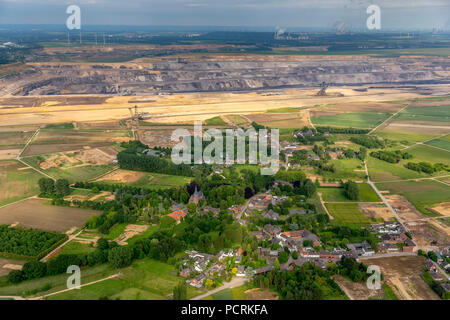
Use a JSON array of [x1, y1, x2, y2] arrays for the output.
[[0, 87, 427, 127], [431, 202, 450, 216], [97, 169, 146, 184], [359, 203, 394, 221], [0, 258, 26, 276], [362, 255, 439, 300], [114, 224, 149, 245]]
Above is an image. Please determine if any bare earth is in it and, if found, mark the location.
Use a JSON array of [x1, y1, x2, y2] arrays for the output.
[[361, 256, 439, 300], [0, 198, 101, 233]]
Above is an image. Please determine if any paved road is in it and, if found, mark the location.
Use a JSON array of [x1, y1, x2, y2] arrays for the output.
[[40, 229, 85, 262], [191, 277, 249, 300]]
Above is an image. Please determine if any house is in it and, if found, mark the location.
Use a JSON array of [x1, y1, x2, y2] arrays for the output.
[[260, 209, 279, 221], [347, 241, 375, 256], [188, 274, 207, 288], [208, 262, 226, 275], [279, 229, 321, 247], [250, 230, 267, 241], [236, 265, 246, 277], [167, 210, 187, 224], [189, 187, 205, 205], [442, 283, 450, 293], [264, 224, 281, 237], [180, 268, 192, 278], [425, 261, 437, 273], [288, 208, 307, 216], [235, 255, 242, 264], [217, 249, 234, 261], [248, 194, 272, 211], [254, 265, 275, 275]]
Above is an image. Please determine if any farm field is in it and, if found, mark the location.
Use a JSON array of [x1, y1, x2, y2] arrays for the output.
[[367, 157, 426, 182], [376, 179, 450, 216], [0, 160, 42, 207], [45, 258, 203, 300], [0, 198, 101, 233], [424, 134, 450, 151], [374, 124, 447, 144], [318, 183, 380, 202], [21, 154, 117, 183], [394, 105, 450, 123], [311, 112, 392, 129], [22, 129, 130, 157], [325, 203, 373, 226], [55, 240, 95, 257], [406, 144, 450, 166], [0, 258, 26, 277], [97, 169, 192, 189]]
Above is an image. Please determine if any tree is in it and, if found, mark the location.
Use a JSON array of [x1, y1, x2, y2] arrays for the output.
[[22, 261, 47, 279], [343, 180, 359, 201], [278, 251, 289, 264], [303, 180, 316, 198], [292, 251, 299, 259], [97, 238, 109, 251], [55, 179, 71, 196], [173, 281, 187, 300], [38, 178, 55, 195], [108, 246, 134, 268]]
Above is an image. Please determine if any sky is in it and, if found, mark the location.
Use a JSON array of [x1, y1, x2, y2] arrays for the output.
[[0, 0, 449, 30]]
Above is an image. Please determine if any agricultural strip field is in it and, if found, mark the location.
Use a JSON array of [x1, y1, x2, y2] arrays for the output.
[[0, 258, 25, 277], [376, 180, 450, 216], [394, 105, 450, 123], [45, 258, 203, 300], [318, 183, 380, 202], [0, 160, 42, 207], [311, 112, 392, 129], [406, 144, 450, 166], [374, 124, 448, 144], [0, 198, 101, 233], [22, 129, 130, 157], [424, 134, 450, 152], [325, 203, 372, 226], [21, 154, 116, 183], [97, 169, 192, 189], [367, 157, 427, 182]]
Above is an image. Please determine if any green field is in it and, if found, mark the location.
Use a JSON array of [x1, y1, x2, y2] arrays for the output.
[[367, 157, 426, 182], [0, 160, 42, 207], [204, 116, 227, 126], [319, 184, 380, 202], [425, 139, 450, 152], [45, 258, 203, 300], [395, 105, 450, 122], [376, 179, 450, 216], [326, 203, 372, 226], [21, 155, 116, 183], [266, 107, 300, 113], [374, 126, 442, 144], [311, 112, 392, 129], [100, 172, 192, 189], [55, 240, 95, 257], [320, 158, 366, 180], [406, 144, 450, 166]]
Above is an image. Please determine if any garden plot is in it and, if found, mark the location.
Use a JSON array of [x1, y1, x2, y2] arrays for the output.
[[114, 224, 149, 245]]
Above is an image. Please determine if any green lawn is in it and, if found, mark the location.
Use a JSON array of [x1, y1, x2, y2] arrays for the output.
[[326, 203, 372, 227], [311, 112, 392, 129], [320, 158, 366, 181], [55, 240, 95, 256], [376, 179, 450, 216]]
